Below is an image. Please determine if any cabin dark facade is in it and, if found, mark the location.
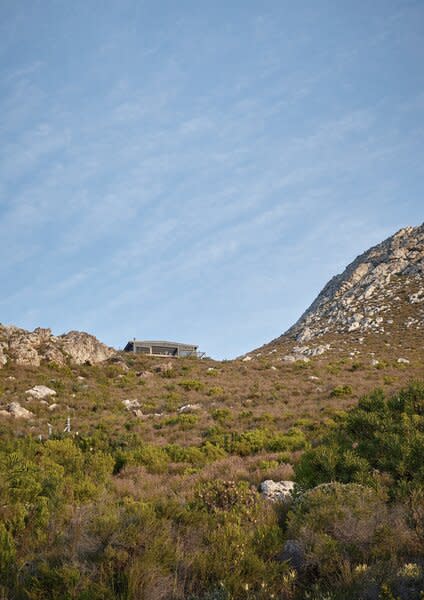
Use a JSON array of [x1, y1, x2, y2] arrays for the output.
[[124, 340, 204, 358]]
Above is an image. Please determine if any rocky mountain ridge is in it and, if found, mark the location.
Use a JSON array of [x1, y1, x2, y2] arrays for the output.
[[283, 223, 423, 342], [0, 325, 115, 368], [246, 223, 424, 361]]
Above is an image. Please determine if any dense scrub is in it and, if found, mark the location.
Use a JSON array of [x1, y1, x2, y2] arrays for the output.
[[0, 383, 423, 598]]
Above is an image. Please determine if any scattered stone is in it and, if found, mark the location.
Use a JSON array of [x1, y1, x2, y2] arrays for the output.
[[260, 480, 295, 502], [25, 385, 57, 400], [282, 355, 310, 363], [293, 344, 330, 357], [154, 362, 174, 373], [308, 375, 320, 381], [371, 359, 379, 366], [138, 370, 154, 379], [397, 357, 410, 364], [242, 355, 252, 362], [7, 402, 34, 419], [178, 404, 201, 413], [48, 404, 59, 411], [122, 399, 141, 411]]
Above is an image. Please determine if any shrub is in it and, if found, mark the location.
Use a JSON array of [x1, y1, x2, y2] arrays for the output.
[[330, 385, 353, 397]]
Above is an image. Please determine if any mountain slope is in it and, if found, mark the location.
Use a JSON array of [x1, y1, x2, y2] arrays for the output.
[[250, 223, 424, 359]]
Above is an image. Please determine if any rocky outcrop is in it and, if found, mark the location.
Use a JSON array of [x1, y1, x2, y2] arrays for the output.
[[59, 330, 115, 365], [0, 324, 115, 367], [284, 224, 424, 342]]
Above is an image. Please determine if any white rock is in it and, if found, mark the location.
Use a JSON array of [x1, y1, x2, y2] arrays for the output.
[[242, 355, 252, 362], [282, 354, 310, 363], [122, 399, 141, 410], [7, 402, 34, 419], [48, 403, 59, 411], [397, 357, 410, 364], [25, 385, 57, 400], [260, 480, 295, 502], [178, 403, 201, 413]]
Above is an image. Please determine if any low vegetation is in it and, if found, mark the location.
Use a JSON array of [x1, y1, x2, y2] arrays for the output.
[[0, 354, 423, 598]]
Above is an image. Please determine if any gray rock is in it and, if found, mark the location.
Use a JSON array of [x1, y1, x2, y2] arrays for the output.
[[178, 403, 201, 413], [7, 402, 34, 419], [259, 480, 295, 502], [280, 539, 305, 571], [25, 385, 57, 400]]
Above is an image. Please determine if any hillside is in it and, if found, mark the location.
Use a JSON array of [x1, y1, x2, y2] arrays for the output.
[[0, 224, 423, 599]]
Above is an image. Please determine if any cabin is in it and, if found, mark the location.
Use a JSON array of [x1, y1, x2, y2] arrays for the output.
[[124, 339, 204, 358]]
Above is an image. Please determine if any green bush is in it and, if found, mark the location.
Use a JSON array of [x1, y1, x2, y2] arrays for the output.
[[330, 384, 353, 397]]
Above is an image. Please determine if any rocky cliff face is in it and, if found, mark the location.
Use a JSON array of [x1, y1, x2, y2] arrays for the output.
[[285, 224, 424, 343], [245, 223, 424, 361], [0, 325, 115, 368]]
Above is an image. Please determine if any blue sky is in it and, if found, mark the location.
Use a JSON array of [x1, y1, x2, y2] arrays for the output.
[[0, 1, 423, 358]]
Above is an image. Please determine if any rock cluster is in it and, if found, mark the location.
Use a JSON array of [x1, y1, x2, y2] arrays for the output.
[[284, 224, 424, 342], [0, 325, 115, 368]]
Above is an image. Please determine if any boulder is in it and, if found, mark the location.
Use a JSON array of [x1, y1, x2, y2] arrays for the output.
[[122, 399, 141, 409], [25, 385, 57, 400], [137, 370, 154, 379], [154, 362, 174, 373], [59, 330, 115, 365], [178, 403, 201, 413], [7, 402, 34, 419], [259, 480, 295, 502]]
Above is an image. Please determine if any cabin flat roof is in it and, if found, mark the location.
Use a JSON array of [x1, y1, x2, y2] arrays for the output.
[[131, 340, 198, 348]]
